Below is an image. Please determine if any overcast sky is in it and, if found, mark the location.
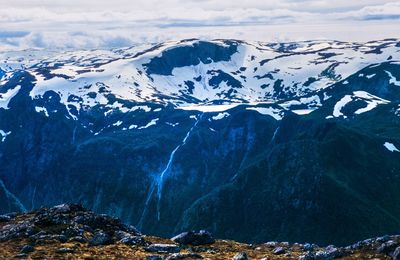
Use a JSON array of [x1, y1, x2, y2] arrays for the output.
[[0, 0, 400, 49]]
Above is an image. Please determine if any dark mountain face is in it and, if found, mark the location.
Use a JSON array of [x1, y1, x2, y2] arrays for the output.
[[144, 41, 239, 75], [0, 39, 400, 246]]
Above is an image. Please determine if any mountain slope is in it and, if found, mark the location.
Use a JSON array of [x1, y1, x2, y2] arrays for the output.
[[0, 39, 400, 246], [2, 205, 399, 259]]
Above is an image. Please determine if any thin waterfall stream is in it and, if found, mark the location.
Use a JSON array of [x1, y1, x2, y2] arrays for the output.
[[137, 114, 203, 227]]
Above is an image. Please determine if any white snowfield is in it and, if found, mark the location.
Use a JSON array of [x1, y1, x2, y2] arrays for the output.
[[0, 39, 399, 121]]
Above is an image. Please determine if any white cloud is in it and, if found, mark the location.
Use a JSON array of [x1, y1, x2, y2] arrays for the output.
[[0, 0, 399, 49]]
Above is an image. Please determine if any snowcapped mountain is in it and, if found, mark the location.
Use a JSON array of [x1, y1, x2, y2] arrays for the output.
[[8, 39, 399, 112], [2, 38, 400, 118], [1, 39, 400, 246]]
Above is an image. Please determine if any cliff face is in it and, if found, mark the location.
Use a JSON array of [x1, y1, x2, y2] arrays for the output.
[[0, 205, 399, 259]]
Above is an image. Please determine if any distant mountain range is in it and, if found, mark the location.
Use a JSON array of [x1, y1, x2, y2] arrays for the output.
[[1, 39, 400, 246]]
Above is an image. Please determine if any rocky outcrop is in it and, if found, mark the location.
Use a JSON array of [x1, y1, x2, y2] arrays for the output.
[[1, 205, 400, 259], [0, 204, 145, 246]]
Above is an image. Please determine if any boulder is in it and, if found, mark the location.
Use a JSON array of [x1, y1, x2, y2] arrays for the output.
[[273, 247, 286, 255], [303, 243, 316, 251], [298, 252, 315, 260], [20, 245, 34, 254], [145, 244, 181, 253], [314, 251, 331, 259], [89, 232, 112, 246], [0, 215, 11, 222], [324, 245, 344, 258], [171, 230, 215, 246], [264, 241, 278, 247], [392, 246, 400, 260], [377, 240, 399, 254], [69, 236, 87, 243], [165, 253, 203, 259], [114, 230, 146, 246], [146, 256, 163, 260], [232, 252, 248, 260], [56, 247, 75, 253]]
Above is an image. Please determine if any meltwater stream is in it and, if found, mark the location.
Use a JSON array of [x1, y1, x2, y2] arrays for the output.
[[137, 114, 203, 227]]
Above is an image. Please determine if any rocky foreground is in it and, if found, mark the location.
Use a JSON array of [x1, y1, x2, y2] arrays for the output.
[[0, 205, 399, 259]]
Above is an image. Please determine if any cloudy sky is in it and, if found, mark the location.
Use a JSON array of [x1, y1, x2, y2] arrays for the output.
[[1, 0, 400, 49]]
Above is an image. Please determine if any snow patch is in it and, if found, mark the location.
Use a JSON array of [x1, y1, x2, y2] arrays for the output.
[[0, 85, 21, 109], [178, 104, 240, 112], [35, 106, 49, 117], [333, 95, 352, 118], [138, 118, 159, 129], [384, 142, 399, 152], [113, 121, 123, 126], [332, 91, 389, 118], [246, 107, 283, 120], [292, 109, 315, 115], [353, 91, 390, 114], [211, 112, 230, 120], [0, 130, 11, 142], [385, 71, 400, 86], [166, 122, 179, 127]]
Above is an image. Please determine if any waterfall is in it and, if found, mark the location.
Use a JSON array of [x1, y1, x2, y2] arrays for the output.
[[137, 184, 156, 228], [156, 114, 202, 220], [72, 124, 77, 144], [270, 126, 280, 143], [31, 185, 37, 210], [0, 179, 27, 212], [137, 114, 202, 227]]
